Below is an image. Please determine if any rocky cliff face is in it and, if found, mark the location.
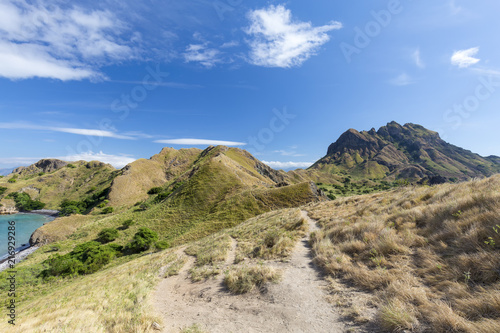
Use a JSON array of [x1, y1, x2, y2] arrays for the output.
[[311, 121, 500, 182], [14, 159, 68, 176]]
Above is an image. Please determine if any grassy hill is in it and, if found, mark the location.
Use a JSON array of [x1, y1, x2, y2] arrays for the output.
[[0, 160, 117, 212], [307, 175, 500, 332], [1, 142, 499, 332]]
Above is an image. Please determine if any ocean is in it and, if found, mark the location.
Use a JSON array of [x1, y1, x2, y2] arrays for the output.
[[0, 213, 55, 260]]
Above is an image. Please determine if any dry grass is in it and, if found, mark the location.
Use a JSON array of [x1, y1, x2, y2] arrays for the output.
[[223, 265, 282, 294], [0, 247, 179, 333], [229, 208, 307, 262], [163, 254, 187, 278], [185, 233, 232, 281], [307, 175, 500, 332]]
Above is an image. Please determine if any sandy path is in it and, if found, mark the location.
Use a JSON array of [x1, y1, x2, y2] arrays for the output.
[[152, 212, 344, 332]]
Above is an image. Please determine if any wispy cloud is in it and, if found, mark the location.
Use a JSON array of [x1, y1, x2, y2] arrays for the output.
[[63, 151, 136, 169], [0, 1, 136, 80], [108, 80, 203, 89], [273, 149, 305, 157], [245, 5, 342, 68], [449, 0, 462, 15], [262, 161, 313, 169], [451, 47, 480, 68], [154, 138, 246, 146], [471, 67, 500, 77], [412, 48, 425, 68], [0, 122, 137, 140], [183, 43, 222, 68], [389, 73, 416, 86], [221, 41, 240, 48]]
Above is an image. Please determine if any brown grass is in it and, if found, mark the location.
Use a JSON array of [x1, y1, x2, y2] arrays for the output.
[[307, 175, 500, 332], [223, 265, 282, 294]]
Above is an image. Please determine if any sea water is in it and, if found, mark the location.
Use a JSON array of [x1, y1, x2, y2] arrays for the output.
[[0, 213, 54, 259]]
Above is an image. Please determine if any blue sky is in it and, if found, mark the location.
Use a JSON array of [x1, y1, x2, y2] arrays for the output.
[[0, 0, 499, 170]]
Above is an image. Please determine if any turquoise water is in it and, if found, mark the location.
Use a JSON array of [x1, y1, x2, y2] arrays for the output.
[[0, 213, 54, 258]]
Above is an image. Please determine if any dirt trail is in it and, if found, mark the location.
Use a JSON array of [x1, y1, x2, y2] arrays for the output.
[[152, 212, 345, 333]]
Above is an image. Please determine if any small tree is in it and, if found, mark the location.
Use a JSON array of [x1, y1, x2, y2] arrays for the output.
[[127, 227, 158, 252], [97, 228, 119, 243], [101, 207, 114, 214], [148, 187, 162, 195], [60, 205, 81, 216]]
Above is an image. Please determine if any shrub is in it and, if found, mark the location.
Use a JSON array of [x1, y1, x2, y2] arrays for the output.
[[154, 191, 172, 203], [127, 227, 158, 252], [60, 205, 81, 216], [97, 228, 119, 243], [101, 207, 114, 214], [147, 187, 162, 195], [7, 192, 45, 210], [66, 164, 76, 168], [122, 219, 134, 229], [41, 241, 119, 277], [155, 240, 170, 251], [327, 194, 336, 200], [0, 186, 7, 196]]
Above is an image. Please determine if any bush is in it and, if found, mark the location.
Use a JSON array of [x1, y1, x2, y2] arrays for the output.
[[97, 228, 119, 243], [66, 164, 76, 168], [155, 240, 170, 251], [101, 207, 114, 214], [127, 227, 158, 252], [122, 219, 134, 229], [7, 192, 45, 210], [147, 187, 162, 195], [0, 186, 7, 196], [41, 241, 119, 277], [59, 188, 110, 215], [154, 191, 172, 203], [60, 205, 81, 216], [327, 194, 336, 200]]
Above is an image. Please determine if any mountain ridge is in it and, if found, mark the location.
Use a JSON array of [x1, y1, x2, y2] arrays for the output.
[[310, 121, 500, 182]]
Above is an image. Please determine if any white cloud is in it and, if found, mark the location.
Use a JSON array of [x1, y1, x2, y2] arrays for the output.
[[183, 44, 222, 68], [221, 41, 240, 48], [63, 151, 136, 169], [389, 73, 416, 86], [245, 5, 342, 68], [412, 48, 425, 68], [451, 47, 480, 68], [273, 149, 305, 157], [262, 161, 313, 169], [154, 138, 246, 146], [449, 0, 462, 15], [0, 1, 135, 80], [0, 122, 137, 140]]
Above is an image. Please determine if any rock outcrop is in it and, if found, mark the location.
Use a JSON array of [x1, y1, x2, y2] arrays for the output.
[[311, 121, 500, 181]]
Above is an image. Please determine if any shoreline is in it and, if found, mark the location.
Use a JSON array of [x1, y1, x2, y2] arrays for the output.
[[0, 211, 59, 272], [0, 245, 40, 273]]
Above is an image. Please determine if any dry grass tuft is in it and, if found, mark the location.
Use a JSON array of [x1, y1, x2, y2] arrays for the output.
[[223, 265, 282, 294], [307, 175, 500, 332]]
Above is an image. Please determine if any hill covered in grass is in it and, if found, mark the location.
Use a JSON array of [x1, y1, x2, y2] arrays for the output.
[[307, 175, 500, 332], [0, 160, 117, 213], [310, 121, 500, 182]]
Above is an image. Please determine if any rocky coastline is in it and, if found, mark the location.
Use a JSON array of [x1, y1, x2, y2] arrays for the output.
[[0, 206, 18, 215]]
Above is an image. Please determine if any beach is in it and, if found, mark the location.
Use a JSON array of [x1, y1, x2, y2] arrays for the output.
[[0, 245, 40, 273]]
